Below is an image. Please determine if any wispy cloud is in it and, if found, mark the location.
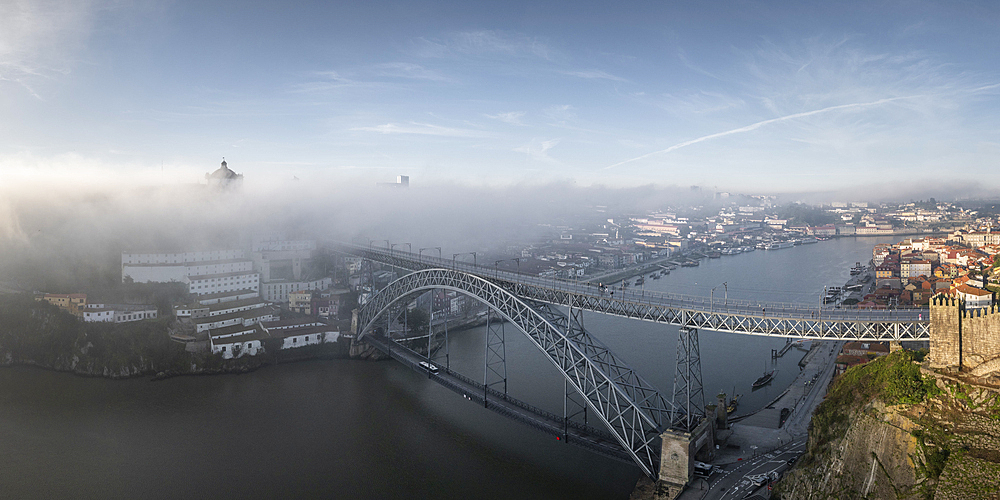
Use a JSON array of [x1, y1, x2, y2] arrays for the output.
[[413, 30, 555, 61], [371, 62, 450, 82], [485, 111, 526, 125], [514, 139, 561, 164], [562, 69, 627, 82], [605, 96, 923, 169], [677, 49, 721, 81], [543, 104, 575, 124], [0, 0, 100, 99], [351, 122, 491, 138]]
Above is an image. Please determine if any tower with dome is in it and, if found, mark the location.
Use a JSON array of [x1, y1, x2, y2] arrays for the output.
[[205, 158, 244, 190]]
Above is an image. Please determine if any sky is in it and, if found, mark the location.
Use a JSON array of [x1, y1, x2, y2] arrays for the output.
[[2, 0, 999, 193]]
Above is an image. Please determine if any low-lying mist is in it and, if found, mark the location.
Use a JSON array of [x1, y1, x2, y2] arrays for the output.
[[0, 175, 708, 291], [0, 170, 988, 293]]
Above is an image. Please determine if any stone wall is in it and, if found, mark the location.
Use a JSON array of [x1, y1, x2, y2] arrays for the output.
[[959, 306, 1000, 373], [929, 295, 962, 370], [930, 294, 1000, 376]]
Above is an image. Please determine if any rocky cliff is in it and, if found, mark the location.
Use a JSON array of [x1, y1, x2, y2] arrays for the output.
[[776, 351, 1000, 499]]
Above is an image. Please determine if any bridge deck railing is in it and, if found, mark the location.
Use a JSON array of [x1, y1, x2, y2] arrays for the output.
[[351, 244, 929, 324]]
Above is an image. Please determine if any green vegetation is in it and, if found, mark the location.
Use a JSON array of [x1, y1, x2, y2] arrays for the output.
[[0, 293, 191, 375], [808, 351, 939, 463], [777, 203, 839, 227]]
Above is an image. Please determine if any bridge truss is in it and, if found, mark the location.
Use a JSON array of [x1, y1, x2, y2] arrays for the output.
[[345, 245, 930, 341], [357, 268, 680, 479]]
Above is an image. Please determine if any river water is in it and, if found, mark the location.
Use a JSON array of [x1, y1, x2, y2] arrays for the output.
[[0, 237, 894, 499]]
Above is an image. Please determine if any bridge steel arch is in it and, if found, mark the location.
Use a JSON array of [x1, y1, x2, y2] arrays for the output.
[[357, 268, 678, 479]]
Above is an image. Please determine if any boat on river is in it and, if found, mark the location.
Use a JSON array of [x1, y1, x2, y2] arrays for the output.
[[752, 370, 775, 390], [726, 393, 740, 415]]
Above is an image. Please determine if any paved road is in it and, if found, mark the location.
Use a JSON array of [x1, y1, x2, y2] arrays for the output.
[[681, 340, 844, 500], [711, 439, 807, 500]]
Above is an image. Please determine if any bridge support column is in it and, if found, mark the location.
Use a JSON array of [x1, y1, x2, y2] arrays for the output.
[[483, 310, 507, 403], [671, 327, 705, 432], [563, 377, 589, 441]]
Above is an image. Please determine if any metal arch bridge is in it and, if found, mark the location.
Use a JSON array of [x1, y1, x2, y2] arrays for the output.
[[339, 243, 930, 481], [343, 244, 930, 341], [356, 266, 680, 480]]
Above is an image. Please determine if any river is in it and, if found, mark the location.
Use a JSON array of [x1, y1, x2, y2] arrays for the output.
[[0, 237, 896, 499]]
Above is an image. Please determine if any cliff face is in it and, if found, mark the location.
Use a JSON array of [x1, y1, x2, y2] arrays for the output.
[[776, 351, 1000, 499]]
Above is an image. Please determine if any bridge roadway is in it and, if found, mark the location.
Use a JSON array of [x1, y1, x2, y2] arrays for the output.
[[363, 332, 635, 464], [340, 244, 930, 342]]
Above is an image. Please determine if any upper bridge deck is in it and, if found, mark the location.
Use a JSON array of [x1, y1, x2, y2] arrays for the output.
[[340, 244, 930, 341]]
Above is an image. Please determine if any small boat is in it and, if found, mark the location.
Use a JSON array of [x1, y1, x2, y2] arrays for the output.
[[850, 262, 865, 275], [708, 251, 722, 258], [752, 370, 775, 390], [727, 394, 740, 415]]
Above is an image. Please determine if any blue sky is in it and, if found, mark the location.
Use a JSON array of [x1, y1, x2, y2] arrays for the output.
[[2, 0, 999, 193]]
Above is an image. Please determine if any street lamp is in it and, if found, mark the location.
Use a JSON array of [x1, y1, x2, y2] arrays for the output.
[[382, 239, 390, 250], [710, 282, 727, 313], [404, 243, 411, 253], [494, 259, 505, 278]]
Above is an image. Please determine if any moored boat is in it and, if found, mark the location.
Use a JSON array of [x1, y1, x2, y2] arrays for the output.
[[752, 370, 775, 389]]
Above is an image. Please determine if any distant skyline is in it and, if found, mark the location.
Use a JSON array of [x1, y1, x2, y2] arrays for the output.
[[2, 1, 998, 193]]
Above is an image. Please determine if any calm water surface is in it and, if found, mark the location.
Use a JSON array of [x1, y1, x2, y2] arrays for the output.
[[0, 237, 893, 499]]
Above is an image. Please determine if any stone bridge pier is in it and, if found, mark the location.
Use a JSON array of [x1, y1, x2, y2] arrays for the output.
[[929, 294, 1000, 378]]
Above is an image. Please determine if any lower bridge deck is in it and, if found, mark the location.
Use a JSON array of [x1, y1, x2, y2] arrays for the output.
[[363, 334, 636, 465]]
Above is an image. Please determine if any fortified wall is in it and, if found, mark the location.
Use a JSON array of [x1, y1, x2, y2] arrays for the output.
[[929, 294, 1000, 377]]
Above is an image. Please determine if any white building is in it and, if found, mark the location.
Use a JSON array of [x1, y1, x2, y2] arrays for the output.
[[261, 323, 340, 349], [82, 304, 158, 323], [186, 271, 260, 297], [209, 324, 267, 359], [122, 249, 251, 283], [956, 285, 993, 309], [192, 306, 278, 333], [261, 277, 333, 303]]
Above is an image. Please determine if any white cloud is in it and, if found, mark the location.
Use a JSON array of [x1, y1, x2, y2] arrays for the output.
[[371, 62, 450, 82], [543, 104, 575, 123], [413, 30, 555, 61], [0, 0, 101, 99], [605, 95, 924, 170], [514, 138, 561, 164], [351, 122, 491, 138], [485, 111, 526, 125], [562, 69, 627, 82]]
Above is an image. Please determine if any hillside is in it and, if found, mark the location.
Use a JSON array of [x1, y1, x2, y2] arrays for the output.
[[776, 350, 1000, 499]]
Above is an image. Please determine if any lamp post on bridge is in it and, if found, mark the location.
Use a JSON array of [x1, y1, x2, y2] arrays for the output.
[[494, 259, 506, 279], [453, 252, 476, 267], [710, 282, 727, 313], [420, 247, 442, 259], [382, 239, 390, 250]]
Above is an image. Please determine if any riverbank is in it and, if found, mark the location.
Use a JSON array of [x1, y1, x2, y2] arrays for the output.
[[0, 293, 354, 380]]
